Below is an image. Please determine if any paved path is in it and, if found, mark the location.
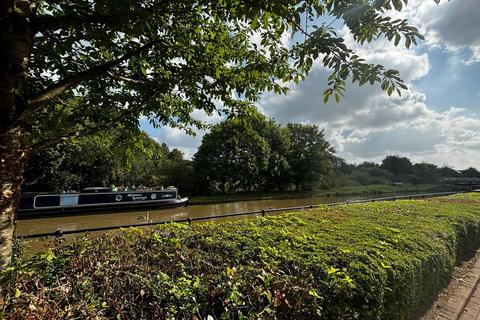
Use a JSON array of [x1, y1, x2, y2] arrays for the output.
[[432, 255, 480, 320]]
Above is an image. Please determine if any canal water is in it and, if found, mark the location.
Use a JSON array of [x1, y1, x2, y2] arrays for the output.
[[16, 194, 367, 237], [13, 194, 386, 254]]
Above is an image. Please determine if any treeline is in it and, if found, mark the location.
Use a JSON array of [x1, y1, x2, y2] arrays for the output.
[[335, 155, 480, 187], [23, 131, 193, 194], [23, 113, 334, 195], [23, 115, 480, 195]]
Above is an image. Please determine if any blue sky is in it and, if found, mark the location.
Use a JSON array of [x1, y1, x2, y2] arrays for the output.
[[141, 0, 480, 170], [414, 47, 480, 112]]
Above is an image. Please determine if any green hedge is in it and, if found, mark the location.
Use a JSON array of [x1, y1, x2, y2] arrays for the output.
[[2, 193, 480, 319]]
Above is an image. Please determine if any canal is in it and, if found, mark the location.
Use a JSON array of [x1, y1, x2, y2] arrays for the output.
[[13, 193, 411, 253], [16, 194, 367, 236]]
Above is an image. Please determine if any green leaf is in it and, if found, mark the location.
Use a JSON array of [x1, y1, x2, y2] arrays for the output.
[[327, 266, 340, 275], [405, 37, 412, 49], [335, 93, 340, 103], [251, 18, 259, 30], [226, 266, 234, 277], [387, 86, 394, 96], [393, 0, 403, 11], [323, 90, 330, 103], [46, 250, 55, 261], [394, 34, 401, 46]]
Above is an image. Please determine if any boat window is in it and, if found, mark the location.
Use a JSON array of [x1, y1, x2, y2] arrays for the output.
[[60, 195, 79, 206]]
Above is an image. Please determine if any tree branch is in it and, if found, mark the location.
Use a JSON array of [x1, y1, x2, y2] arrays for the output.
[[33, 13, 124, 32], [106, 71, 143, 84], [31, 88, 165, 150], [33, 1, 179, 32], [28, 39, 163, 110]]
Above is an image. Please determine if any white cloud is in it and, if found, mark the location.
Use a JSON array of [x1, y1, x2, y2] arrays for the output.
[[142, 109, 225, 159], [258, 50, 480, 169], [395, 0, 480, 64], [340, 26, 431, 81]]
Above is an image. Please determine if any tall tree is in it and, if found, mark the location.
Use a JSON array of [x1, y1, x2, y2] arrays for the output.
[[193, 119, 270, 193], [243, 111, 292, 191], [258, 120, 291, 191], [381, 155, 413, 178], [438, 166, 461, 178], [286, 123, 334, 191], [1, 0, 429, 266]]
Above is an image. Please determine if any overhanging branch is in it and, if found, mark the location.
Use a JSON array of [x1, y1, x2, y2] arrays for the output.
[[28, 39, 163, 110], [33, 1, 178, 32], [107, 71, 143, 84], [33, 14, 122, 32], [31, 88, 165, 150]]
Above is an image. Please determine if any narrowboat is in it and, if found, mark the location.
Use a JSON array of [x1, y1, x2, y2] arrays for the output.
[[18, 187, 189, 218]]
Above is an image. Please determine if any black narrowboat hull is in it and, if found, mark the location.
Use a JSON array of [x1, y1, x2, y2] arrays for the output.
[[17, 190, 189, 219]]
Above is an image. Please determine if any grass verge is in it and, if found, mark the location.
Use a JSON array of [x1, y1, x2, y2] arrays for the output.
[[1, 193, 479, 319]]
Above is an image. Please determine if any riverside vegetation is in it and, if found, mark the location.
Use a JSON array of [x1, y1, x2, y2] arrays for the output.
[[22, 114, 480, 197], [2, 193, 480, 319]]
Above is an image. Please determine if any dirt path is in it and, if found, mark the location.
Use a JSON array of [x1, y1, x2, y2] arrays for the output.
[[422, 252, 480, 320]]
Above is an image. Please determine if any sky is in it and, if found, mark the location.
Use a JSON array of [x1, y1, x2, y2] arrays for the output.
[[141, 0, 480, 170]]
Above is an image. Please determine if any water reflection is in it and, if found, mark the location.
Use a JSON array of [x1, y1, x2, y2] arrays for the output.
[[16, 195, 362, 237]]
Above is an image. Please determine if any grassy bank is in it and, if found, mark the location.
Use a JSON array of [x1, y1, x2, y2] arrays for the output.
[[191, 183, 443, 204], [2, 193, 479, 319]]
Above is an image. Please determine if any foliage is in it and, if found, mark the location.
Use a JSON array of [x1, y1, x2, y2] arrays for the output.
[[23, 128, 480, 195], [334, 157, 480, 188], [2, 193, 480, 319], [193, 117, 271, 193], [438, 166, 462, 178], [253, 119, 292, 192], [412, 163, 440, 184], [193, 116, 334, 193], [333, 159, 391, 187], [22, 0, 427, 148], [23, 130, 187, 192], [461, 167, 480, 178], [380, 155, 413, 178], [286, 123, 334, 190]]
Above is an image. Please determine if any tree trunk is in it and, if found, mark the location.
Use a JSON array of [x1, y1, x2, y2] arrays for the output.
[[0, 0, 33, 269], [0, 127, 29, 268]]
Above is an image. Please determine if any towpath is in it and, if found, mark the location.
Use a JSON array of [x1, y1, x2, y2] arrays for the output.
[[423, 253, 480, 320]]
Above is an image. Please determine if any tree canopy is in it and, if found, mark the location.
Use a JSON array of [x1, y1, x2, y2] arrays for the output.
[[193, 115, 334, 193], [286, 123, 334, 190], [381, 155, 413, 178], [193, 117, 271, 193], [0, 0, 437, 267], [15, 0, 427, 147], [23, 130, 195, 193]]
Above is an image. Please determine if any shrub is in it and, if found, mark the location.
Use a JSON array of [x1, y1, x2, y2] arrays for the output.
[[1, 193, 480, 319]]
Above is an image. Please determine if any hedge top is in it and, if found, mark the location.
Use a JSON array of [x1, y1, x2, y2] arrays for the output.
[[1, 193, 480, 319]]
